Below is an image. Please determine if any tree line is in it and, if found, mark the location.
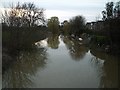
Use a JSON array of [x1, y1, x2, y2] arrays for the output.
[[47, 15, 86, 36], [1, 2, 86, 37], [101, 1, 120, 44], [1, 1, 120, 55], [2, 1, 120, 40], [89, 1, 120, 54]]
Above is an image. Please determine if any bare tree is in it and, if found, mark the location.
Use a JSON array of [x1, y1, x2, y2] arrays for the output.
[[2, 2, 45, 27]]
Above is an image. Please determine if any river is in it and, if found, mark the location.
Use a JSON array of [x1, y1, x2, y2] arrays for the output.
[[2, 34, 119, 88]]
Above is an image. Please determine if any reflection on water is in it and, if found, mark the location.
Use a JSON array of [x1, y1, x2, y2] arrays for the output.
[[2, 48, 47, 88], [47, 34, 60, 49], [2, 34, 119, 88], [90, 49, 119, 88], [62, 36, 88, 60]]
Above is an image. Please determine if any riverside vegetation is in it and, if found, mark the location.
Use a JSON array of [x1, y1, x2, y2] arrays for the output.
[[1, 1, 120, 88]]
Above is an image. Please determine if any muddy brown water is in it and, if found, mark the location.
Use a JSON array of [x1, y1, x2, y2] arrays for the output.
[[2, 35, 119, 88]]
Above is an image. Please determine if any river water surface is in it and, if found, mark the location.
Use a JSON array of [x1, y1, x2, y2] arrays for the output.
[[2, 35, 119, 88]]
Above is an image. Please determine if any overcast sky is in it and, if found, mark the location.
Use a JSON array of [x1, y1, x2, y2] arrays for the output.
[[0, 0, 119, 22]]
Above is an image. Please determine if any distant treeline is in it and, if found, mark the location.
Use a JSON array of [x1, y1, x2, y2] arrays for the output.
[[1, 1, 120, 55]]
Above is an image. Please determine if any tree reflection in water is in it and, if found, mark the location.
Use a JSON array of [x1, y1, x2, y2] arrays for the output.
[[63, 36, 88, 61], [47, 34, 60, 49], [2, 34, 119, 88], [2, 48, 47, 88], [90, 49, 119, 88]]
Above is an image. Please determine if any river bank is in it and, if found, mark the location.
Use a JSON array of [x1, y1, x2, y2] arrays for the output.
[[2, 26, 50, 73]]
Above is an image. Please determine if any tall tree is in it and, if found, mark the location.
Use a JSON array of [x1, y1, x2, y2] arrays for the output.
[[47, 16, 60, 34], [114, 1, 120, 18], [2, 2, 45, 27], [62, 20, 70, 35], [101, 1, 120, 20], [106, 2, 114, 19], [69, 15, 86, 36]]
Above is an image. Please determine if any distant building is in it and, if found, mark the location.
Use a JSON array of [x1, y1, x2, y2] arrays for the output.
[[86, 20, 104, 32], [86, 22, 92, 30]]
